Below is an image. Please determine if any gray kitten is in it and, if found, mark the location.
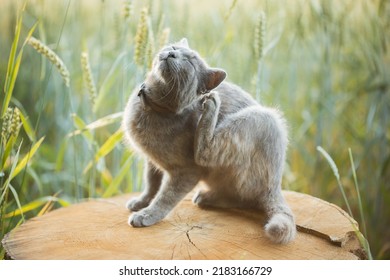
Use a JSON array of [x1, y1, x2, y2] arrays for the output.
[[122, 38, 296, 244]]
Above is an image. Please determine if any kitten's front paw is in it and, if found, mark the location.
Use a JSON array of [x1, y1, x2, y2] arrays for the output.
[[201, 91, 221, 112], [138, 82, 151, 95], [128, 209, 162, 227], [126, 197, 150, 212]]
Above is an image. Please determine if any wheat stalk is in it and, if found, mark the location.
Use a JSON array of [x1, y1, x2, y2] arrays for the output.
[[158, 28, 170, 49], [81, 52, 97, 106], [27, 37, 70, 87], [254, 11, 266, 61], [134, 7, 149, 66], [225, 0, 238, 20], [1, 107, 21, 141], [123, 0, 132, 20]]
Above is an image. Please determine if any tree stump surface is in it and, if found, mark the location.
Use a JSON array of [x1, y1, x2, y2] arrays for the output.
[[2, 189, 367, 260]]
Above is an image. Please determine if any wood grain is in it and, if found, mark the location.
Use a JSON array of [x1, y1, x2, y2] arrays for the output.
[[2, 190, 366, 260]]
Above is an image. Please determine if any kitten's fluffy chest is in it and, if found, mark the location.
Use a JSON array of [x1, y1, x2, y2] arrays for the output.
[[127, 99, 200, 170]]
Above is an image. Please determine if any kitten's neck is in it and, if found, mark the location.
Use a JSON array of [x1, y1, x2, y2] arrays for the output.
[[143, 70, 199, 114], [141, 75, 181, 114]]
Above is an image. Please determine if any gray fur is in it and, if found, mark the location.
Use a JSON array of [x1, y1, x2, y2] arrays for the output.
[[122, 38, 296, 244]]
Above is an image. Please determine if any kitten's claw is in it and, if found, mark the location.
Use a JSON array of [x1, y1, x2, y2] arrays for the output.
[[201, 91, 221, 111], [128, 209, 162, 227], [137, 82, 152, 98]]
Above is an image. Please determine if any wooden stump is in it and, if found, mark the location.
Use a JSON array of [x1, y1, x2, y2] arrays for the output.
[[2, 189, 367, 260]]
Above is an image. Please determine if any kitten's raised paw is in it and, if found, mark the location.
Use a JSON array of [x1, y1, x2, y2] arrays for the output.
[[201, 91, 221, 112], [128, 209, 162, 227], [126, 197, 150, 212]]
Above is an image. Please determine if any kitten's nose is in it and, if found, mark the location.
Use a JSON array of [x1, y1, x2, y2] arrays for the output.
[[168, 51, 177, 58]]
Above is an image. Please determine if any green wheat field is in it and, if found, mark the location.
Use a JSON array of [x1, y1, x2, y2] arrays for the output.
[[0, 0, 389, 259]]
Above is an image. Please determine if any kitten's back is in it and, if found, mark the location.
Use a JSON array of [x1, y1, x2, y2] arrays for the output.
[[215, 82, 258, 119]]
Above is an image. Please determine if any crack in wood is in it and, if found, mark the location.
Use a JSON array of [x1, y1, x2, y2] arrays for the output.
[[296, 225, 342, 246], [296, 225, 367, 259], [185, 225, 202, 248], [185, 231, 195, 247], [184, 225, 207, 259]]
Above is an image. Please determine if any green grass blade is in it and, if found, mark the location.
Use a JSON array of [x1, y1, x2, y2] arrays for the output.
[[2, 16, 23, 118], [1, 135, 17, 170], [93, 52, 127, 112], [94, 129, 124, 160], [103, 156, 132, 198], [19, 110, 36, 142], [348, 148, 367, 237], [348, 148, 373, 259], [26, 167, 43, 194], [6, 49, 24, 104], [22, 21, 39, 48], [68, 112, 123, 137], [11, 137, 45, 180], [0, 141, 22, 205], [1, 15, 37, 118], [83, 129, 124, 174], [55, 138, 68, 172], [71, 114, 94, 143], [8, 184, 25, 221], [316, 146, 353, 217], [4, 196, 71, 218], [6, 22, 38, 110]]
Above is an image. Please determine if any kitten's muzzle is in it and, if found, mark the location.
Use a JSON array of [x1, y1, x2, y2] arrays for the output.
[[159, 50, 178, 61], [167, 51, 177, 59]]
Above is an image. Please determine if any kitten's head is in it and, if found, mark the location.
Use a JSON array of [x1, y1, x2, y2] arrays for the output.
[[147, 38, 226, 112]]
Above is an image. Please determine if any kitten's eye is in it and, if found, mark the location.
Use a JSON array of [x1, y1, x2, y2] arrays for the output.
[[171, 46, 177, 50], [188, 53, 197, 59]]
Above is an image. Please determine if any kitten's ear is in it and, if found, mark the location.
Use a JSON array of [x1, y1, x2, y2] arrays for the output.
[[205, 68, 227, 91], [178, 38, 189, 48]]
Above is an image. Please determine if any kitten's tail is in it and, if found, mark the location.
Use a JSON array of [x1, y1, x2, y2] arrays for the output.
[[264, 201, 296, 244]]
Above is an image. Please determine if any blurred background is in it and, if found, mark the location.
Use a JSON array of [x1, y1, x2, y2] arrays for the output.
[[0, 0, 389, 259]]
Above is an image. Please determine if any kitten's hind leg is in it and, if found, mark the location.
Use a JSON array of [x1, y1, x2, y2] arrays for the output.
[[193, 187, 258, 209], [193, 189, 236, 208], [126, 160, 163, 211]]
